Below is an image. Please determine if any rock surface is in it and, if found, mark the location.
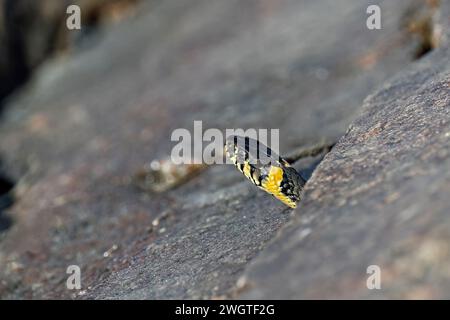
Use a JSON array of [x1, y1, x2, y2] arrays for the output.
[[240, 45, 450, 299], [0, 0, 448, 299], [0, 0, 140, 108]]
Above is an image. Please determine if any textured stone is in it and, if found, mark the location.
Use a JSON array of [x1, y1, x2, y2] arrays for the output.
[[239, 38, 450, 300]]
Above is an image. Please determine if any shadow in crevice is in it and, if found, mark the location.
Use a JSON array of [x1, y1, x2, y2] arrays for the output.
[[401, 0, 440, 60], [285, 141, 335, 182], [0, 168, 15, 233], [298, 156, 327, 182]]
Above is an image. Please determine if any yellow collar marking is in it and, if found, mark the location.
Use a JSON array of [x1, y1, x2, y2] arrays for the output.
[[261, 166, 297, 208]]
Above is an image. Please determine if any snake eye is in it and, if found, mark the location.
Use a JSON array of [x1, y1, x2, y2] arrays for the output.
[[225, 135, 305, 208]]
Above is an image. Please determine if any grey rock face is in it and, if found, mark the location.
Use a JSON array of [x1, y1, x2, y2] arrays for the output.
[[240, 45, 450, 299], [0, 0, 140, 107], [0, 0, 448, 299]]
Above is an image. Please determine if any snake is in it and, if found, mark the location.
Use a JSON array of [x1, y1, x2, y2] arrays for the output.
[[224, 135, 305, 208], [134, 135, 334, 209]]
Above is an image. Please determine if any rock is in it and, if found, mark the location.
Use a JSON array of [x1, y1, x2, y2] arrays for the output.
[[0, 0, 141, 108], [0, 0, 448, 299], [239, 23, 450, 300]]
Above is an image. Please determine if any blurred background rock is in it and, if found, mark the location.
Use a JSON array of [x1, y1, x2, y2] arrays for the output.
[[0, 0, 141, 108]]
